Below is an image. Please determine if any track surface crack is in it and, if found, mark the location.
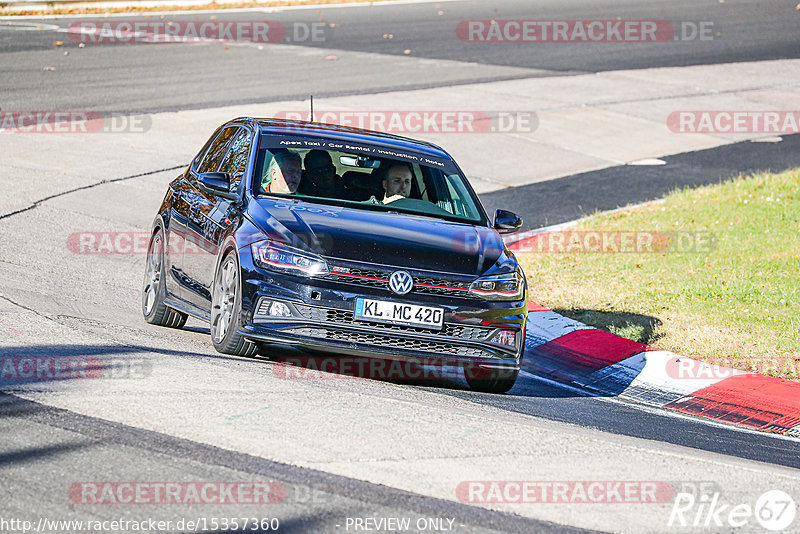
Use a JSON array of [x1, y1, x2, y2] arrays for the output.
[[0, 164, 185, 221]]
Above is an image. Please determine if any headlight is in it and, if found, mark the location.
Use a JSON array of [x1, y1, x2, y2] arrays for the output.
[[469, 270, 524, 300], [251, 241, 328, 277]]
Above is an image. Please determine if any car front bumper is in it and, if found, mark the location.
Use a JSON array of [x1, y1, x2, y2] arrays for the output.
[[238, 258, 527, 371]]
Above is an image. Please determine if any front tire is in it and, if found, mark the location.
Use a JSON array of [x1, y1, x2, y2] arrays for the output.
[[465, 365, 519, 394], [210, 252, 258, 357], [142, 228, 187, 328]]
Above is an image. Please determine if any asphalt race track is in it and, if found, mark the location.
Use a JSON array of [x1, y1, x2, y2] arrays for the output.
[[2, 0, 799, 112], [481, 132, 800, 230], [1, 0, 800, 532]]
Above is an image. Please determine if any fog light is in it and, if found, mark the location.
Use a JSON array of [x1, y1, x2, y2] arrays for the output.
[[268, 301, 293, 317], [490, 330, 516, 346]]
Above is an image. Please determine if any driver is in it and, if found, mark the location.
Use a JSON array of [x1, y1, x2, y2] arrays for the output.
[[379, 162, 413, 204], [261, 150, 302, 194]]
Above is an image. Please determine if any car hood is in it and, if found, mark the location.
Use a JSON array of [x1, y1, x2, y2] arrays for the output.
[[247, 198, 507, 275]]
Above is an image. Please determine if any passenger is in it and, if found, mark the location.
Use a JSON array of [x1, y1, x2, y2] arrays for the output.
[[376, 162, 413, 204], [261, 150, 302, 194], [298, 149, 341, 198]]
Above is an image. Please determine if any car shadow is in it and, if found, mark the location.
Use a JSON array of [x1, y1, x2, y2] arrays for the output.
[[551, 308, 663, 345], [253, 307, 662, 398]]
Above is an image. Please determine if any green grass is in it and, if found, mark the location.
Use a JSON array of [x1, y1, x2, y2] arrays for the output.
[[517, 168, 800, 380]]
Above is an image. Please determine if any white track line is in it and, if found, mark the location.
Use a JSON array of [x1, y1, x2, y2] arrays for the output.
[[1, 0, 464, 19]]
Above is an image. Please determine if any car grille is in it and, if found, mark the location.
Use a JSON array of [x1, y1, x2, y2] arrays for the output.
[[320, 265, 472, 298], [287, 303, 492, 340], [283, 327, 491, 358]]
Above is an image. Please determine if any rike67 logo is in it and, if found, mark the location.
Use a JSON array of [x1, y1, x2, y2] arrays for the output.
[[668, 489, 796, 531]]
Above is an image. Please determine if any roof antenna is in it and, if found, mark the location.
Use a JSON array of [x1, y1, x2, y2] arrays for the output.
[[309, 95, 314, 123]]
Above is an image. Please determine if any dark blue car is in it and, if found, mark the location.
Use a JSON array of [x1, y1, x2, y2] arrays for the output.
[[143, 118, 527, 393]]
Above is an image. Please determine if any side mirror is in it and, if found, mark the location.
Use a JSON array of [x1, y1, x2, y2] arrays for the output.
[[199, 172, 235, 199], [494, 209, 523, 234]]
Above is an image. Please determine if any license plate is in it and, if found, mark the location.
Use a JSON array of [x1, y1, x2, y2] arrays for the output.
[[354, 298, 444, 330]]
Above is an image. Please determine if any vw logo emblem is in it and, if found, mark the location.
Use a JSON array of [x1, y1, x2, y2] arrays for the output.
[[388, 271, 414, 295]]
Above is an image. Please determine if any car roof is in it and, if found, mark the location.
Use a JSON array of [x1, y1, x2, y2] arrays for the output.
[[232, 117, 453, 161]]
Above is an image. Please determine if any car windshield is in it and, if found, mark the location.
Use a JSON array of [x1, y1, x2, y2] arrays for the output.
[[252, 134, 487, 224]]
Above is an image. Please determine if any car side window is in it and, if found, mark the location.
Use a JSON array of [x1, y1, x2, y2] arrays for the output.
[[190, 138, 213, 173], [443, 173, 476, 218], [197, 127, 237, 174], [219, 128, 251, 192]]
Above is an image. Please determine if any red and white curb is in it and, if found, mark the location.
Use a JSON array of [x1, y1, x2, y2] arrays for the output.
[[521, 302, 800, 438]]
